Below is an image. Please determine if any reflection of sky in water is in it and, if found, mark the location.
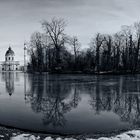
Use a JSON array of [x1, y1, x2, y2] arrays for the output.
[[0, 72, 140, 135]]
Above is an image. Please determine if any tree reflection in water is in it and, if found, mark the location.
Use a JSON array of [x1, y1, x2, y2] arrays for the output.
[[26, 74, 81, 127], [24, 75, 140, 129], [3, 73, 140, 130], [89, 75, 140, 127]]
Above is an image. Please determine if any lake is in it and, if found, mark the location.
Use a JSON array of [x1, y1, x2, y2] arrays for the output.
[[0, 72, 140, 135]]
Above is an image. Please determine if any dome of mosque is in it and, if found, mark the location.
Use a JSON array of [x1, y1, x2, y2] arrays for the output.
[[5, 47, 15, 56]]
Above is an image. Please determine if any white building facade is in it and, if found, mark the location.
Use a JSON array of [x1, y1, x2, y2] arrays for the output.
[[1, 47, 20, 71]]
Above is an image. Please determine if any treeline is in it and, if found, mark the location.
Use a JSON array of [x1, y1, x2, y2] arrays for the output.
[[27, 18, 140, 74]]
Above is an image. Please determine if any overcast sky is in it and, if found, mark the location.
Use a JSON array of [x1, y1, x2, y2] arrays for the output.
[[0, 0, 140, 64]]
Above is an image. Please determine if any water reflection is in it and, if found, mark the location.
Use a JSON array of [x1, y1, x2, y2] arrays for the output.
[[26, 75, 81, 127], [2, 72, 15, 96], [1, 73, 140, 134], [89, 76, 140, 127]]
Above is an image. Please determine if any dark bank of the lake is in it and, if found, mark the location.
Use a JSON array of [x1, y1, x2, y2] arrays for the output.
[[28, 70, 140, 75], [0, 126, 140, 140]]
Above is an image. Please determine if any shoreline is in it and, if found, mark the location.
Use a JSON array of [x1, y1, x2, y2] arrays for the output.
[[0, 125, 139, 140], [1, 70, 140, 76]]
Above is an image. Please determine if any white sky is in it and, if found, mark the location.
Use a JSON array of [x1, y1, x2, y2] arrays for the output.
[[0, 0, 140, 64]]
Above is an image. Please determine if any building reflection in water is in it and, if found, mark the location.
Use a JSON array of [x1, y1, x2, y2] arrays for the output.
[[1, 72, 20, 96], [4, 72, 15, 96]]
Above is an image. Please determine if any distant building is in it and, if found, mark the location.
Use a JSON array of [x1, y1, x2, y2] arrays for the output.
[[1, 47, 20, 71]]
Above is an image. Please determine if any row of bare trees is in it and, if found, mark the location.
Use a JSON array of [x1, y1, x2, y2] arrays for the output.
[[27, 18, 140, 73], [90, 23, 140, 74], [28, 18, 82, 73]]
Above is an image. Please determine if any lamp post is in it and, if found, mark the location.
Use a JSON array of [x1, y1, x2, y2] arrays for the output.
[[24, 43, 27, 73], [24, 42, 27, 101]]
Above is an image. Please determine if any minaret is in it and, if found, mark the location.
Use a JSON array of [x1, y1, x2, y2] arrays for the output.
[[24, 43, 27, 72]]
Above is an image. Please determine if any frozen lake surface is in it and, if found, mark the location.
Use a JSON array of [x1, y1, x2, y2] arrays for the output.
[[0, 72, 140, 135]]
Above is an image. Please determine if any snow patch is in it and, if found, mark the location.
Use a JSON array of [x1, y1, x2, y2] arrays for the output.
[[10, 130, 140, 140], [44, 137, 54, 140], [10, 134, 38, 140]]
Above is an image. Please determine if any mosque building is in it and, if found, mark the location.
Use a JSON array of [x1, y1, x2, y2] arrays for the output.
[[1, 47, 20, 71]]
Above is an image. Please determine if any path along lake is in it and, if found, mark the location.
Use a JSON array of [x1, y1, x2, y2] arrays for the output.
[[0, 72, 139, 135]]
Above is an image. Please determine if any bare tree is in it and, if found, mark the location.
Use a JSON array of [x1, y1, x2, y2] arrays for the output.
[[103, 35, 113, 71], [29, 32, 44, 72], [113, 32, 123, 71], [42, 18, 66, 69], [91, 33, 104, 73], [68, 36, 81, 70], [133, 22, 140, 72], [121, 25, 134, 72]]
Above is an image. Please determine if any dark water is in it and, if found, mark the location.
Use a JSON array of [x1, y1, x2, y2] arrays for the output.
[[0, 72, 140, 135]]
